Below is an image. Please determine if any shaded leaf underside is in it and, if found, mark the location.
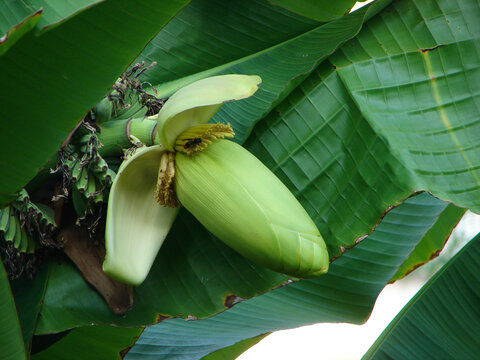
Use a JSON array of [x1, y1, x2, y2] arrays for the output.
[[32, 326, 143, 360], [30, 192, 460, 360], [125, 193, 455, 359], [390, 203, 465, 281]]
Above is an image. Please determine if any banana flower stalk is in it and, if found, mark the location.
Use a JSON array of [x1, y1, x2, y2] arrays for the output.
[[103, 74, 329, 286]]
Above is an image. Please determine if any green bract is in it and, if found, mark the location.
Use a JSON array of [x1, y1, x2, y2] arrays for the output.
[[176, 140, 329, 278], [103, 145, 179, 285]]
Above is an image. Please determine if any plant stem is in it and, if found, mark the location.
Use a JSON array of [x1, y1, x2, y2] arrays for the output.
[[97, 118, 159, 157]]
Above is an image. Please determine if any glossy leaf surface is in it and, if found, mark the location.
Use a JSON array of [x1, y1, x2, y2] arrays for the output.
[[364, 233, 480, 359], [0, 0, 189, 206], [35, 1, 384, 333], [33, 326, 143, 360], [391, 204, 465, 282], [35, 0, 480, 334], [125, 193, 456, 359], [135, 0, 389, 142], [0, 261, 27, 360], [270, 0, 358, 21], [330, 0, 480, 212]]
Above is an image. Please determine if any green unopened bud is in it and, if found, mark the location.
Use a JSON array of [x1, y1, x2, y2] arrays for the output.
[[175, 140, 329, 278]]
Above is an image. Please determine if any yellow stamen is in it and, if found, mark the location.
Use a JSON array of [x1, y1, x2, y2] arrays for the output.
[[155, 151, 178, 207], [175, 123, 235, 156]]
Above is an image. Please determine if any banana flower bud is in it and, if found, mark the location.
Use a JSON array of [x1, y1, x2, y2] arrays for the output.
[[103, 73, 328, 285], [175, 139, 329, 278], [103, 75, 262, 285]]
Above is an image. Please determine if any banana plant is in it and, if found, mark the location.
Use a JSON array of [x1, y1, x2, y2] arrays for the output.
[[1, 0, 479, 359]]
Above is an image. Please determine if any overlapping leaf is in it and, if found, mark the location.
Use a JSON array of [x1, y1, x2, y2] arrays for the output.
[[35, 2, 387, 333], [35, 213, 286, 334], [32, 326, 143, 360], [124, 0, 480, 356], [0, 0, 100, 36], [11, 267, 50, 354], [270, 0, 359, 22], [135, 0, 391, 142], [201, 335, 268, 360], [29, 194, 464, 358], [363, 232, 480, 359], [330, 0, 480, 212], [123, 193, 456, 360], [0, 8, 41, 56], [391, 204, 465, 281], [0, 3, 473, 360], [34, 0, 480, 335], [0, 261, 27, 360], [0, 0, 189, 206]]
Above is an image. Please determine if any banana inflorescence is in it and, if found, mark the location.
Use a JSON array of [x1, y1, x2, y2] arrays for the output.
[[0, 189, 57, 278], [103, 74, 329, 286]]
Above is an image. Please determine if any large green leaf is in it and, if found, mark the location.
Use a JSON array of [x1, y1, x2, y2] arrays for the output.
[[123, 193, 457, 359], [270, 0, 358, 22], [363, 232, 480, 359], [135, 0, 391, 142], [35, 1, 389, 333], [34, 325, 266, 360], [35, 0, 480, 333], [391, 204, 466, 281], [201, 335, 268, 360], [11, 267, 50, 354], [32, 326, 143, 360], [0, 0, 189, 206], [0, 0, 100, 36], [0, 261, 27, 360], [135, 0, 320, 84], [330, 0, 480, 212], [32, 194, 462, 358]]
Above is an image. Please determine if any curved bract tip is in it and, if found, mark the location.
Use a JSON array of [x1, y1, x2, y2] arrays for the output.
[[156, 74, 262, 151]]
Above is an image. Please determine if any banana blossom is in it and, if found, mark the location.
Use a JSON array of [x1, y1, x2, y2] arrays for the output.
[[103, 75, 328, 286]]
